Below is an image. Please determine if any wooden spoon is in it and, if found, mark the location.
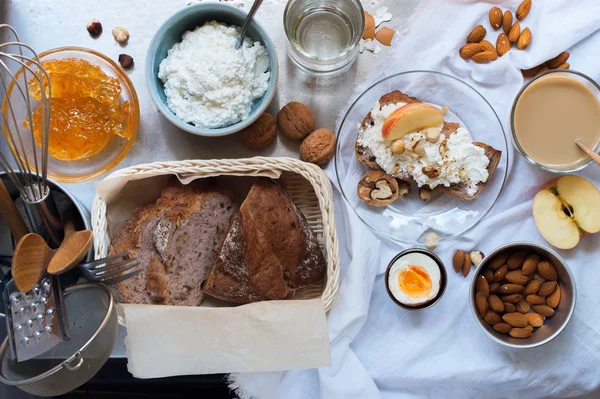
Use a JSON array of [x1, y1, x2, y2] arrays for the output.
[[47, 217, 92, 275], [0, 180, 28, 242], [12, 233, 54, 292], [575, 138, 600, 166]]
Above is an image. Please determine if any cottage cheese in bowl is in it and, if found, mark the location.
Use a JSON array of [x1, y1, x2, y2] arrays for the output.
[[158, 21, 270, 129]]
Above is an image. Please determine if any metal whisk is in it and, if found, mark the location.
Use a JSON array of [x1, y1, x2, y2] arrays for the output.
[[0, 24, 63, 247]]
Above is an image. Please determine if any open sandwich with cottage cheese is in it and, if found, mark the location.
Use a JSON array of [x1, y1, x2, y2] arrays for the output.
[[355, 90, 502, 200]]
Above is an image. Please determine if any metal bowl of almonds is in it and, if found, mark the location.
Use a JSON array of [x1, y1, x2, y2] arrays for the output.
[[469, 242, 576, 348]]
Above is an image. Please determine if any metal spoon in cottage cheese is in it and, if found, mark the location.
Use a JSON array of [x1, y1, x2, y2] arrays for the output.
[[235, 0, 264, 50]]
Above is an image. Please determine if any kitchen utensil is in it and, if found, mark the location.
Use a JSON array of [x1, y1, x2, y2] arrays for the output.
[[575, 138, 600, 166], [11, 233, 54, 293], [79, 252, 140, 285], [470, 242, 576, 348], [47, 214, 92, 275], [0, 24, 63, 247], [335, 70, 508, 245], [0, 283, 118, 396], [146, 3, 278, 136], [235, 0, 264, 50], [0, 179, 27, 242]]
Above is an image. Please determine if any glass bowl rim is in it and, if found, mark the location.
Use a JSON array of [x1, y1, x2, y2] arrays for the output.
[[510, 69, 598, 174], [1, 46, 141, 183], [334, 69, 509, 245]]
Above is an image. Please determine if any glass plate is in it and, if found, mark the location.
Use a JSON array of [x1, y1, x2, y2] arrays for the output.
[[334, 71, 508, 245]]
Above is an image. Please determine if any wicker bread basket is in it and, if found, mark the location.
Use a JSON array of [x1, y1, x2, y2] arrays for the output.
[[91, 157, 339, 311]]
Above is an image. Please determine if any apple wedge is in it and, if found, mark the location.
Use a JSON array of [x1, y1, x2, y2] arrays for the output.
[[381, 103, 444, 141], [533, 175, 600, 249]]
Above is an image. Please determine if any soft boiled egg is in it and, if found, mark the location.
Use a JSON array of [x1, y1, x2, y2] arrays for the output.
[[388, 252, 441, 306]]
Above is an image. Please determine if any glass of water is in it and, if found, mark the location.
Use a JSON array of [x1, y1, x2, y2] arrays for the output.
[[284, 0, 365, 76]]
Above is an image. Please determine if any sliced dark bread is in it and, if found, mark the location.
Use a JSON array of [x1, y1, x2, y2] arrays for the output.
[[355, 90, 502, 200]]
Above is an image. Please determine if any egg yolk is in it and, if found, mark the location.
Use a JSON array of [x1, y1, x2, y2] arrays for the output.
[[397, 265, 432, 298]]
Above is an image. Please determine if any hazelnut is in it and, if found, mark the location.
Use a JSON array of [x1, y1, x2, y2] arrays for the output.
[[405, 135, 421, 151], [422, 165, 440, 179], [425, 127, 441, 143], [413, 141, 426, 158], [118, 54, 134, 70], [277, 102, 315, 140], [419, 186, 433, 201], [397, 181, 411, 198], [470, 250, 485, 266], [390, 139, 405, 154], [112, 26, 129, 44], [425, 232, 439, 250], [86, 19, 103, 37], [357, 171, 399, 207], [300, 128, 336, 166], [240, 112, 277, 150]]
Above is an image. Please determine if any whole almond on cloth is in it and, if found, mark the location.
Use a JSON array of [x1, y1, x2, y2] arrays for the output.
[[476, 292, 489, 316], [547, 51, 570, 69], [521, 253, 540, 275], [510, 327, 532, 339], [493, 323, 512, 334], [452, 250, 465, 273], [489, 253, 509, 271], [488, 294, 505, 313], [557, 63, 570, 69], [515, 298, 531, 314], [460, 43, 485, 59], [535, 65, 550, 76], [502, 294, 522, 303], [496, 34, 510, 57], [532, 305, 555, 317], [537, 260, 558, 281], [522, 66, 541, 78], [493, 264, 508, 282], [489, 7, 503, 30], [507, 251, 528, 269], [462, 252, 472, 277], [499, 284, 524, 295], [483, 269, 494, 283], [538, 281, 558, 297], [477, 275, 490, 297], [527, 312, 544, 327], [503, 312, 528, 328], [523, 279, 541, 295], [508, 22, 521, 44], [505, 270, 528, 285], [517, 28, 532, 50], [516, 0, 532, 21], [468, 25, 487, 43], [546, 285, 561, 308], [502, 10, 513, 34], [526, 295, 545, 305], [504, 302, 516, 313], [471, 51, 497, 64], [480, 40, 497, 54], [484, 311, 503, 326]]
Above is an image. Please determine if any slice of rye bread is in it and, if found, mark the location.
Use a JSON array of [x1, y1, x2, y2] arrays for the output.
[[202, 178, 326, 305], [355, 90, 502, 200], [152, 185, 238, 305]]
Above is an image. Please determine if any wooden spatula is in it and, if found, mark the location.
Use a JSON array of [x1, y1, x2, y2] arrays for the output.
[[0, 179, 28, 242], [575, 138, 600, 166], [12, 233, 55, 292], [47, 217, 92, 275]]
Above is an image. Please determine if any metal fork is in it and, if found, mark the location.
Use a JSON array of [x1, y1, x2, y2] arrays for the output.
[[79, 252, 141, 285]]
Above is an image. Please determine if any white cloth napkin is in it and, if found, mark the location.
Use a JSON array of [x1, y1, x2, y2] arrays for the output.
[[229, 0, 600, 397]]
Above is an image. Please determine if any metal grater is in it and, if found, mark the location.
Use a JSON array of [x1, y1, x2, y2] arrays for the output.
[[3, 275, 70, 362]]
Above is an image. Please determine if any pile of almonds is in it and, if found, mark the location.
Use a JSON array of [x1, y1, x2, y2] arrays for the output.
[[521, 51, 571, 78], [474, 251, 561, 339], [460, 0, 532, 63], [452, 249, 484, 277]]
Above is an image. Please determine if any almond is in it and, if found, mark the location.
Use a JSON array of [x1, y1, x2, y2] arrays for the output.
[[483, 269, 494, 283], [503, 312, 528, 328], [493, 265, 508, 283], [547, 51, 570, 69], [531, 305, 555, 317], [523, 279, 541, 296], [480, 40, 497, 54], [477, 275, 490, 297], [510, 327, 532, 339], [488, 294, 505, 313], [517, 28, 532, 50], [516, 0, 532, 21], [489, 7, 503, 30], [527, 312, 544, 327], [489, 253, 509, 271], [471, 50, 497, 64], [526, 295, 545, 305], [523, 325, 534, 333], [508, 22, 521, 44], [502, 294, 522, 303], [502, 10, 513, 35], [460, 43, 485, 60], [490, 283, 500, 293], [537, 260, 558, 281], [557, 62, 570, 70], [503, 302, 516, 313], [484, 311, 503, 326], [462, 252, 472, 277], [499, 284, 524, 295], [505, 270, 528, 285], [538, 281, 558, 297], [496, 34, 510, 57], [507, 251, 528, 269], [546, 285, 561, 308], [522, 66, 541, 78], [515, 298, 531, 314], [521, 254, 540, 275], [452, 250, 465, 273], [468, 25, 487, 43], [476, 292, 488, 317], [535, 64, 550, 76], [493, 322, 512, 334]]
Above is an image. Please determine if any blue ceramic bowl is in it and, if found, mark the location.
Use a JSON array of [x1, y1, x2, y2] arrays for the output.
[[146, 3, 279, 136]]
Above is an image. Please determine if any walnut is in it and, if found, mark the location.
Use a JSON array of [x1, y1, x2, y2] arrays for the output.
[[405, 135, 421, 151], [422, 165, 440, 178], [357, 171, 399, 207], [300, 128, 336, 166], [277, 102, 315, 140], [397, 181, 411, 198], [439, 139, 448, 156], [240, 112, 277, 149], [413, 140, 426, 158], [419, 186, 433, 201]]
